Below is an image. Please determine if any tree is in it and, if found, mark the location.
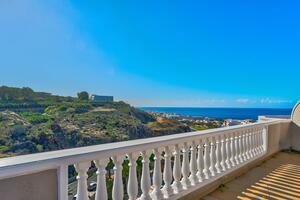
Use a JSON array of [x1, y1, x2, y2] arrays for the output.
[[77, 91, 89, 101]]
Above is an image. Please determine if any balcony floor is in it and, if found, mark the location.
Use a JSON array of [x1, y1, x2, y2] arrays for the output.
[[203, 152, 300, 200]]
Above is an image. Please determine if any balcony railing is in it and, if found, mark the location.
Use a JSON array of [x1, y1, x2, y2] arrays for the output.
[[0, 118, 291, 200]]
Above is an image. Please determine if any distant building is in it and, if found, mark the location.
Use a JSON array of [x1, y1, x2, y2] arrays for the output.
[[222, 119, 252, 127], [90, 94, 114, 102]]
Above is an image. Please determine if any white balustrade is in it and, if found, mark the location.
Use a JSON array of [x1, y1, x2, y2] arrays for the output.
[[0, 118, 286, 200], [68, 125, 273, 200]]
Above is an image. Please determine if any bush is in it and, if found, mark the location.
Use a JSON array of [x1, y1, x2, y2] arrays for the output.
[[0, 145, 9, 152], [9, 125, 26, 141], [20, 112, 51, 124], [77, 91, 89, 101]]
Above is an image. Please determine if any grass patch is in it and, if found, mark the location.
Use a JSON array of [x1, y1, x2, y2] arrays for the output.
[[19, 112, 52, 124]]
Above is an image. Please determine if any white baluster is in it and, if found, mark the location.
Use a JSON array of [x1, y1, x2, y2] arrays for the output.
[[203, 137, 211, 179], [209, 137, 216, 177], [234, 132, 240, 165], [258, 129, 261, 154], [189, 141, 198, 185], [245, 130, 250, 160], [256, 129, 260, 154], [242, 132, 247, 161], [257, 129, 261, 154], [253, 129, 258, 156], [140, 151, 151, 200], [196, 140, 204, 182], [163, 146, 174, 198], [112, 156, 124, 200], [220, 135, 227, 171], [94, 159, 108, 200], [172, 144, 183, 193], [225, 135, 232, 169], [74, 162, 90, 200], [262, 126, 268, 153], [127, 153, 139, 200], [215, 135, 222, 174], [238, 131, 244, 163], [230, 133, 236, 167], [181, 142, 191, 189], [258, 129, 264, 154], [151, 148, 163, 200], [248, 130, 254, 158]]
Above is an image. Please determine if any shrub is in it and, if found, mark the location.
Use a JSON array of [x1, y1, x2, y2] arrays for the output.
[[20, 112, 51, 124]]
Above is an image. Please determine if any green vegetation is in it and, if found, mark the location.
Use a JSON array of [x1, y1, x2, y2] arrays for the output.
[[77, 91, 89, 101], [0, 86, 195, 198], [186, 120, 222, 131], [0, 86, 191, 158], [19, 112, 52, 124]]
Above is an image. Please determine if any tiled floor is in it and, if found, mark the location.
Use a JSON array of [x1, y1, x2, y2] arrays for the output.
[[203, 152, 300, 200]]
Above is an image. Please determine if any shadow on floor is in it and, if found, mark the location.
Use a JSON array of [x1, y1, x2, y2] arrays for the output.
[[204, 152, 300, 200], [237, 164, 300, 200]]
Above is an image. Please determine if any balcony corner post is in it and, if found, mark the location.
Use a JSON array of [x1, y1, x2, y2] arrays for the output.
[[57, 164, 68, 200]]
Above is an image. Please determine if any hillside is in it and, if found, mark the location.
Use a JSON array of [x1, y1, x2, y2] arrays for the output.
[[0, 87, 191, 157]]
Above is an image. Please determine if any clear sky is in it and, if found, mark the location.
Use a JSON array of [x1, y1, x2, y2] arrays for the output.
[[0, 0, 299, 108]]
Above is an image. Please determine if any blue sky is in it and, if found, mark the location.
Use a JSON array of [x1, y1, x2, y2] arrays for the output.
[[0, 0, 299, 108]]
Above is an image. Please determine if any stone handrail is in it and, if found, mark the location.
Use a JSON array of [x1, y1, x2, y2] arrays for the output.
[[0, 118, 290, 200]]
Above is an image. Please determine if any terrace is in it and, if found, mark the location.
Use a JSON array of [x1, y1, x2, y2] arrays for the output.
[[0, 102, 299, 200]]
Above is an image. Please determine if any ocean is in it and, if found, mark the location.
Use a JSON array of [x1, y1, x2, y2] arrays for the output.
[[140, 107, 293, 120]]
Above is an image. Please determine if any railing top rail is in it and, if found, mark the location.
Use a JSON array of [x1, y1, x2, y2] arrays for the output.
[[0, 118, 290, 179]]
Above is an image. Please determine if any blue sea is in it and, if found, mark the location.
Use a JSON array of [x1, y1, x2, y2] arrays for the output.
[[140, 107, 293, 120]]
